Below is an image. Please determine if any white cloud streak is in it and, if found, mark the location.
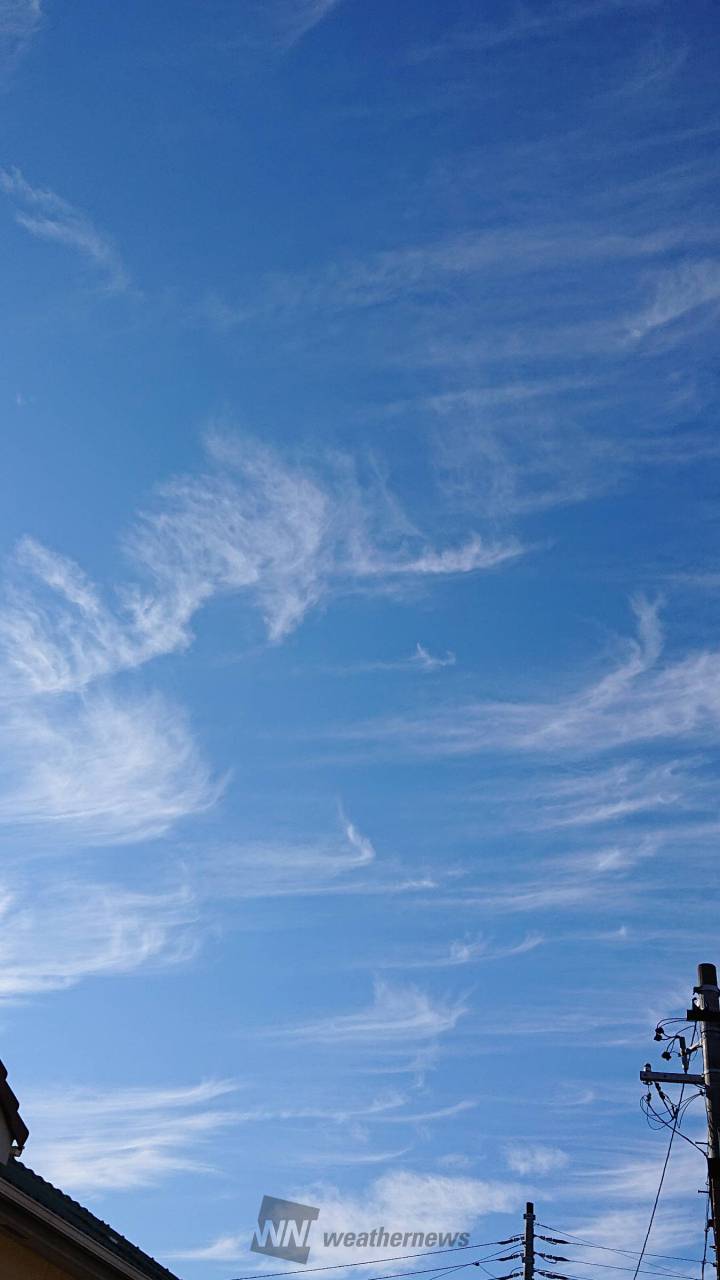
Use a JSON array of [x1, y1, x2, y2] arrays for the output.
[[0, 433, 522, 699], [411, 0, 653, 61], [127, 432, 522, 645], [339, 643, 457, 675], [0, 0, 41, 69], [203, 812, 377, 899], [628, 258, 720, 338], [0, 0, 40, 37], [0, 166, 129, 291], [377, 933, 544, 970], [233, 221, 717, 324], [340, 598, 720, 758], [535, 758, 707, 828], [0, 881, 197, 997], [270, 981, 468, 1044], [0, 430, 514, 851], [275, 0, 344, 48], [0, 690, 220, 845], [25, 1079, 238, 1193]]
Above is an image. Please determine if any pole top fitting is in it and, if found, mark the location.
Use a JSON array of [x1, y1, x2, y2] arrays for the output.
[[698, 963, 719, 988]]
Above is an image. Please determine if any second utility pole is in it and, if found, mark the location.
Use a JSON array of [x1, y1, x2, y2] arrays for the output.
[[523, 1202, 535, 1280]]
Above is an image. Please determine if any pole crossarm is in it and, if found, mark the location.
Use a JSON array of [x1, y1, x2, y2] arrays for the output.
[[640, 1069, 705, 1087]]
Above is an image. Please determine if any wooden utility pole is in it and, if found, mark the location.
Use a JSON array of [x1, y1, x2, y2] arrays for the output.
[[640, 963, 720, 1280], [523, 1202, 535, 1280], [692, 963, 720, 1280]]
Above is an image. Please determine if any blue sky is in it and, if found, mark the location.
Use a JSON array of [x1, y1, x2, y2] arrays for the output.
[[0, 0, 719, 1277]]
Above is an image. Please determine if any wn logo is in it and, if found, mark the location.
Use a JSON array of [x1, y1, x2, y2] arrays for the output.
[[250, 1195, 320, 1264]]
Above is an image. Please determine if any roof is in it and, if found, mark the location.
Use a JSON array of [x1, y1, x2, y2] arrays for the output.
[[0, 1058, 29, 1154], [0, 1157, 181, 1280]]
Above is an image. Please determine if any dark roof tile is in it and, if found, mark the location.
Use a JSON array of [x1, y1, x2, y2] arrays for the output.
[[0, 1158, 180, 1280]]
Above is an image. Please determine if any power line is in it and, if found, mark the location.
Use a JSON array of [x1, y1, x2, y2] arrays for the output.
[[542, 1273, 688, 1280], [230, 1262, 482, 1280], [539, 1253, 700, 1280], [537, 1226, 703, 1266], [229, 1246, 520, 1280]]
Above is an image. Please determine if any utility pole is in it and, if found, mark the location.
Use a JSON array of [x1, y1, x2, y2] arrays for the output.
[[523, 1202, 535, 1280], [640, 963, 720, 1280], [693, 963, 720, 1280]]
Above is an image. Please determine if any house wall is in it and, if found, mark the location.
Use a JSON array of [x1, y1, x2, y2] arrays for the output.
[[0, 1227, 79, 1278]]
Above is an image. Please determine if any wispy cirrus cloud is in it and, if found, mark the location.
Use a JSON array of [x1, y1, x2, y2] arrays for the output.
[[0, 166, 130, 292], [269, 980, 467, 1044], [375, 932, 544, 970], [203, 812, 379, 900], [0, 536, 168, 695], [0, 432, 523, 699], [0, 0, 42, 70], [535, 758, 709, 829], [0, 0, 41, 36], [628, 258, 720, 338], [128, 432, 522, 644], [336, 597, 720, 759], [273, 0, 345, 48], [0, 880, 197, 998], [0, 690, 220, 845], [0, 431, 517, 856], [227, 223, 714, 323], [25, 1079, 238, 1193], [410, 0, 653, 62], [335, 643, 456, 675]]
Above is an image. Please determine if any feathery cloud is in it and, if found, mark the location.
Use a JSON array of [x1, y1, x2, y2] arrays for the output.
[[0, 432, 522, 699], [0, 1, 42, 69], [0, 431, 519, 856], [25, 1079, 238, 1193], [128, 432, 523, 644], [203, 812, 377, 899], [0, 166, 129, 291], [535, 758, 707, 828], [274, 0, 345, 48], [376, 933, 544, 970], [0, 881, 197, 997], [337, 597, 720, 758], [0, 691, 220, 845], [628, 258, 720, 338], [270, 980, 468, 1043], [334, 643, 456, 675], [410, 0, 651, 62]]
